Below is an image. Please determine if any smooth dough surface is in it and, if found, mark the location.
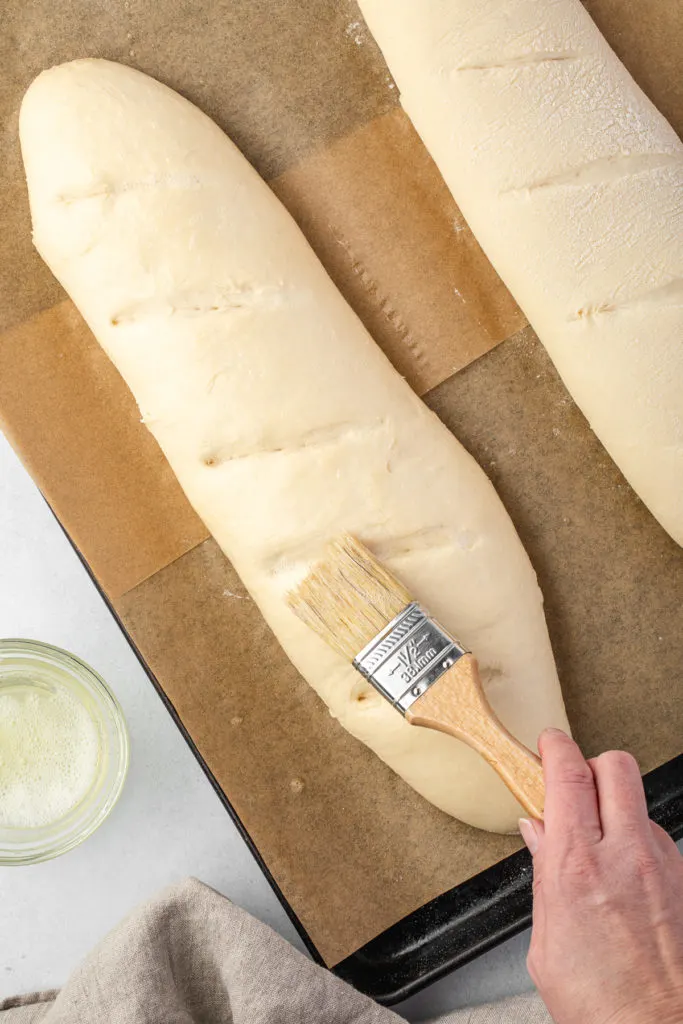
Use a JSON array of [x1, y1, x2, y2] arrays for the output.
[[20, 59, 569, 832], [359, 0, 683, 546]]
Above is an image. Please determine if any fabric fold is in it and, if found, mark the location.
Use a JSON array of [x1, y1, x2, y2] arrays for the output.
[[0, 879, 550, 1024]]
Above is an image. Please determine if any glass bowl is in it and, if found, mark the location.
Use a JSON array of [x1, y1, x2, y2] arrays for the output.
[[0, 638, 129, 865]]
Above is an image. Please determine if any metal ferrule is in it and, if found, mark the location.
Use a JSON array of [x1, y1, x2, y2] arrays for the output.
[[353, 602, 468, 714]]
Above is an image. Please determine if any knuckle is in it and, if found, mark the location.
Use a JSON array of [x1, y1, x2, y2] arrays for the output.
[[556, 761, 595, 789]]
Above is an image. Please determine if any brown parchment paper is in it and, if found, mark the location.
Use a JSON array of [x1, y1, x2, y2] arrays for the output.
[[1, 0, 682, 968]]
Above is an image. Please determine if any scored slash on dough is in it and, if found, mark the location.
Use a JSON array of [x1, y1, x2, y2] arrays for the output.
[[110, 285, 293, 326], [502, 151, 683, 196], [570, 277, 683, 322], [201, 419, 391, 470], [55, 173, 204, 204], [456, 50, 582, 72], [264, 524, 479, 582]]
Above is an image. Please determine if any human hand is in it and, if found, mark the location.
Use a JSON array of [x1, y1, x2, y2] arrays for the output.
[[519, 729, 683, 1024]]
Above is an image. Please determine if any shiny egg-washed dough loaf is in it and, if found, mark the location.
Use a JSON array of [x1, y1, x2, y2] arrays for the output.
[[20, 59, 569, 832], [359, 0, 683, 546]]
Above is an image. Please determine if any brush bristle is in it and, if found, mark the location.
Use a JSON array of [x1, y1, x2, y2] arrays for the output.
[[287, 534, 413, 660]]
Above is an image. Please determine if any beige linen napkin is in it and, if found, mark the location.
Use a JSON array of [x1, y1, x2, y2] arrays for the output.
[[0, 879, 551, 1023]]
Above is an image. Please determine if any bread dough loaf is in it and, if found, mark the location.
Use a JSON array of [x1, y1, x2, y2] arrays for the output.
[[358, 0, 683, 546], [20, 59, 569, 832]]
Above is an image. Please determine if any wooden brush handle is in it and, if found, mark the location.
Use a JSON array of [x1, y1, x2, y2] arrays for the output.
[[406, 653, 545, 820]]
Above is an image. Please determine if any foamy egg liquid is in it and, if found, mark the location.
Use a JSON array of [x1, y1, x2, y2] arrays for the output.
[[0, 674, 101, 829]]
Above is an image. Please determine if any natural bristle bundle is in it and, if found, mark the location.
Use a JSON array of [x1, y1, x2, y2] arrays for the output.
[[287, 534, 413, 660]]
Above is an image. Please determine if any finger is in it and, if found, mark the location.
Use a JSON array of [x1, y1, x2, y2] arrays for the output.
[[590, 750, 649, 839], [539, 729, 602, 847]]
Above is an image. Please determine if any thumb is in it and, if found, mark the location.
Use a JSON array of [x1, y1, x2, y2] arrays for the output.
[[520, 818, 547, 952], [519, 817, 546, 901], [519, 817, 544, 858]]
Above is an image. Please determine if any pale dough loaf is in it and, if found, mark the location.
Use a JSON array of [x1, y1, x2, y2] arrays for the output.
[[20, 59, 569, 832], [358, 0, 683, 546]]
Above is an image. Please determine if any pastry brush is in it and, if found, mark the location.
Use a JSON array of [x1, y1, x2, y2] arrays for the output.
[[287, 533, 545, 820]]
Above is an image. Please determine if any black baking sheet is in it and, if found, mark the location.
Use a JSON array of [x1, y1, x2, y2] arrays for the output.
[[54, 501, 683, 1004]]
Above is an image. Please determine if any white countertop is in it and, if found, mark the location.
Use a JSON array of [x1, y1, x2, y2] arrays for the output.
[[0, 431, 537, 1018]]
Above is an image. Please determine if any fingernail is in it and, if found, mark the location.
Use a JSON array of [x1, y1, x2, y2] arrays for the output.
[[518, 818, 539, 855], [538, 727, 568, 752]]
